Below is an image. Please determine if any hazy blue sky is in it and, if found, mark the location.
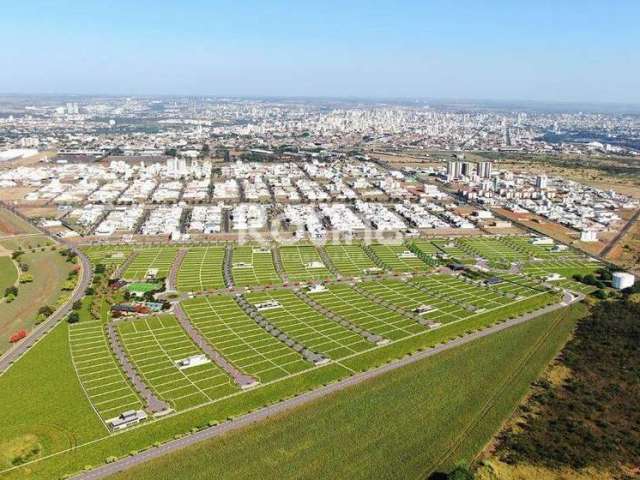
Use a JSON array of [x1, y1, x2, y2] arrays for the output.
[[2, 0, 639, 103]]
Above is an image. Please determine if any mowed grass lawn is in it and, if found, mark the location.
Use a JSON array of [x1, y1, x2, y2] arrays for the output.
[[176, 246, 226, 292], [0, 250, 74, 354], [0, 256, 18, 293], [122, 247, 178, 281], [0, 324, 106, 470], [107, 304, 585, 480]]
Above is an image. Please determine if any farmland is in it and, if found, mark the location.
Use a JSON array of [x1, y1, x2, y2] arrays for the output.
[[176, 246, 226, 292], [230, 246, 281, 287]]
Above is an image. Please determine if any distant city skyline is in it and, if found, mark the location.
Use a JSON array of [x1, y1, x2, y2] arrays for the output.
[[2, 0, 640, 104]]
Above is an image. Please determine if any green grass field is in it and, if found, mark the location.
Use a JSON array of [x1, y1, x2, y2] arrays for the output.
[[181, 296, 310, 383], [0, 257, 18, 294], [279, 245, 333, 282], [245, 289, 371, 359], [0, 250, 74, 354], [369, 243, 430, 272], [117, 315, 238, 411], [176, 246, 226, 292], [230, 246, 281, 287], [522, 259, 602, 279], [323, 244, 378, 277], [307, 283, 424, 341], [105, 303, 586, 480], [0, 284, 563, 480], [69, 321, 144, 422], [83, 245, 133, 268], [0, 323, 106, 470], [458, 237, 530, 265], [122, 247, 179, 281]]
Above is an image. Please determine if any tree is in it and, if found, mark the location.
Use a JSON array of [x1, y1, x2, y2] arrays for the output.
[[11, 250, 24, 260], [38, 305, 54, 317], [593, 289, 607, 299], [72, 300, 83, 310], [447, 465, 474, 480], [4, 286, 18, 297], [67, 312, 80, 324]]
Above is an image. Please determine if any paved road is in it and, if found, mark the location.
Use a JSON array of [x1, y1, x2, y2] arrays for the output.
[[0, 205, 93, 375], [167, 248, 187, 290], [106, 322, 169, 413], [71, 291, 581, 480], [173, 303, 257, 388]]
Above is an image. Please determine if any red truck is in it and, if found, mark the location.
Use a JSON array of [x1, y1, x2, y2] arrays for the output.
[[10, 330, 26, 343]]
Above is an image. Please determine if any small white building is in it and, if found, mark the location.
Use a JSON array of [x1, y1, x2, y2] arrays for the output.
[[580, 230, 598, 242], [612, 272, 635, 290]]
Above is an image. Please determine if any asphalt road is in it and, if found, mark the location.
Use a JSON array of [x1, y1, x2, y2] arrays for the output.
[[71, 291, 581, 480]]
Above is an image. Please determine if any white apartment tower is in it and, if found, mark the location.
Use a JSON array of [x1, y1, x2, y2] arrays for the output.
[[477, 161, 493, 179]]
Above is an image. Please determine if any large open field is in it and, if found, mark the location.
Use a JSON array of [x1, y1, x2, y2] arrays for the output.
[[0, 248, 74, 354], [105, 303, 586, 480]]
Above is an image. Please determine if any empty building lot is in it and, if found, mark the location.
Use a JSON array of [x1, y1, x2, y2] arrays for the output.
[[245, 290, 371, 359], [306, 283, 425, 340], [69, 321, 144, 423], [457, 237, 530, 264], [123, 247, 179, 281], [522, 258, 602, 278], [230, 246, 282, 287], [323, 244, 378, 277], [176, 246, 226, 292], [369, 244, 430, 272], [279, 245, 333, 282], [116, 315, 237, 411], [181, 295, 310, 383], [83, 245, 133, 269]]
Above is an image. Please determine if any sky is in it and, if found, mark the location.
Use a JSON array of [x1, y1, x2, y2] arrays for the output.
[[2, 0, 640, 104]]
